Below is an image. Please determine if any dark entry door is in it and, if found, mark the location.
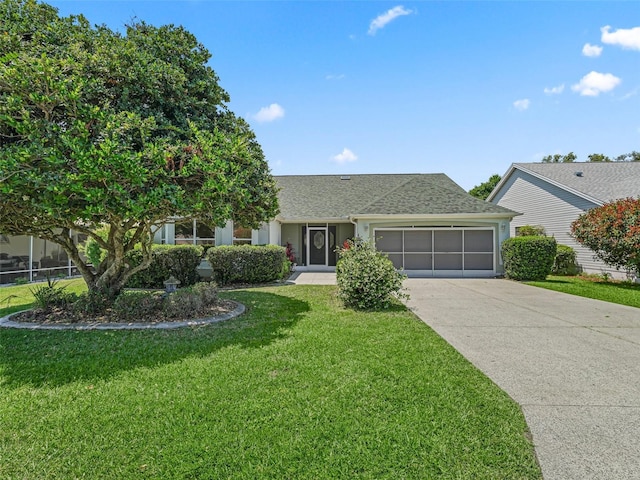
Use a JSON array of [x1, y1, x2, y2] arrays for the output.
[[309, 228, 327, 265]]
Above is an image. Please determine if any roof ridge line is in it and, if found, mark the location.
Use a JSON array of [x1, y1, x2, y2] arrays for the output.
[[355, 175, 419, 213]]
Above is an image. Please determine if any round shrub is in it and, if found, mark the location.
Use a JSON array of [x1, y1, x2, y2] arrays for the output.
[[552, 244, 580, 275], [336, 238, 407, 310], [501, 236, 557, 281]]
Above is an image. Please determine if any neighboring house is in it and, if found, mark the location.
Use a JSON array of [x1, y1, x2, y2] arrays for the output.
[[488, 162, 640, 278], [1, 173, 518, 284]]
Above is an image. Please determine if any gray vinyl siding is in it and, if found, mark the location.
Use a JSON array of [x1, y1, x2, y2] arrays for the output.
[[491, 170, 622, 277]]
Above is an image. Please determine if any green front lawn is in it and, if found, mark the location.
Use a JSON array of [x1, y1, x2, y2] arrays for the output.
[[526, 275, 640, 308], [0, 285, 541, 479]]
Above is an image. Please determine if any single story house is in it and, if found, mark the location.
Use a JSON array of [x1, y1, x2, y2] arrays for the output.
[[157, 174, 518, 277], [487, 162, 640, 277], [1, 173, 518, 284]]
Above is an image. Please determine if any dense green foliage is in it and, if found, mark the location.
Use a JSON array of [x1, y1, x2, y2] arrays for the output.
[[501, 236, 557, 281], [469, 174, 501, 200], [0, 285, 541, 479], [206, 245, 287, 285], [516, 224, 546, 236], [552, 244, 580, 275], [0, 0, 278, 300], [571, 198, 640, 276], [111, 283, 218, 321], [526, 275, 640, 309], [29, 278, 77, 311], [126, 244, 203, 289], [336, 238, 407, 310]]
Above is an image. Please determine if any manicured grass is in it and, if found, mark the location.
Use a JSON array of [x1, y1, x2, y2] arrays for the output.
[[526, 275, 640, 308], [0, 278, 87, 316], [0, 285, 541, 479]]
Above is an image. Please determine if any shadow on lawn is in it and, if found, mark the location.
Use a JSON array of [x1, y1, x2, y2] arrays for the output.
[[0, 290, 309, 389]]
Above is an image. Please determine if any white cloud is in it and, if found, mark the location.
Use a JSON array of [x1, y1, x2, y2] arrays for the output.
[[571, 71, 621, 96], [368, 6, 413, 36], [326, 74, 346, 81], [513, 99, 530, 111], [544, 84, 565, 95], [331, 148, 358, 164], [582, 43, 603, 57], [601, 25, 640, 51], [253, 103, 285, 123]]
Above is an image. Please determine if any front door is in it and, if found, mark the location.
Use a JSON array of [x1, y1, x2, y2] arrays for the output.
[[308, 228, 327, 266]]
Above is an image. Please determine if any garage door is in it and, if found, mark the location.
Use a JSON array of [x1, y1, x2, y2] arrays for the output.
[[374, 228, 495, 276]]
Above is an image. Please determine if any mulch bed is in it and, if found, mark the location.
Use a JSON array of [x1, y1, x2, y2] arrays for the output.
[[9, 299, 238, 326]]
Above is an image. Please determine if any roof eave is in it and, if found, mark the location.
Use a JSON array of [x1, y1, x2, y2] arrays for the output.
[[349, 212, 521, 221]]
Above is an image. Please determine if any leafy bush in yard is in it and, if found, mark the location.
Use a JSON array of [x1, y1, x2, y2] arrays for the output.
[[30, 278, 77, 311], [552, 244, 580, 275], [126, 245, 204, 289], [112, 290, 164, 320], [336, 238, 407, 310], [162, 283, 218, 318], [502, 236, 557, 281], [571, 197, 640, 276], [111, 283, 219, 322], [516, 225, 546, 236], [206, 245, 287, 285]]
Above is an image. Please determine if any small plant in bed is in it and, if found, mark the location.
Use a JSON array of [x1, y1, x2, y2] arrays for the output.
[[10, 282, 231, 324]]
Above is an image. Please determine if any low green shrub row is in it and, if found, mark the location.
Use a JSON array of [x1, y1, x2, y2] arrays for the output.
[[126, 245, 204, 289], [112, 283, 219, 321], [502, 236, 557, 281], [206, 245, 288, 285]]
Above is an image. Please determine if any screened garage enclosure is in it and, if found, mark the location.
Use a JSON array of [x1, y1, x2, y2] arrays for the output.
[[375, 228, 495, 276]]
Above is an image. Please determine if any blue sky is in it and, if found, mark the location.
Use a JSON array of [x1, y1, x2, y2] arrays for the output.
[[48, 1, 639, 190]]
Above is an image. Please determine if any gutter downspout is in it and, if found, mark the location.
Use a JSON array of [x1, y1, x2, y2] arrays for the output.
[[348, 216, 358, 239]]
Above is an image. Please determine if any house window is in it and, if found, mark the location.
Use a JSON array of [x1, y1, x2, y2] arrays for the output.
[[195, 222, 216, 245], [233, 225, 252, 245], [173, 220, 216, 245], [174, 220, 195, 245]]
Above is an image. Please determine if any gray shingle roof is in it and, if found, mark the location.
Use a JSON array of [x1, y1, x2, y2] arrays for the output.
[[275, 174, 516, 220], [514, 162, 640, 203]]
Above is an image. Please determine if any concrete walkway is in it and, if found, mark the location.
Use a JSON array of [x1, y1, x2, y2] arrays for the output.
[[404, 278, 640, 480], [292, 273, 640, 479]]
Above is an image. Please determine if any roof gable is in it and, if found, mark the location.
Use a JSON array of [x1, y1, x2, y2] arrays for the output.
[[489, 162, 640, 204], [275, 174, 516, 220]]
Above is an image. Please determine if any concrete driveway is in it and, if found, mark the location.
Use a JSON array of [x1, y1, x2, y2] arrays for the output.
[[404, 278, 640, 480]]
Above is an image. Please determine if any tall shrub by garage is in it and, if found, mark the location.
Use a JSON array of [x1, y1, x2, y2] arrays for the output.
[[206, 245, 287, 285], [501, 236, 557, 281], [126, 245, 204, 288], [336, 238, 407, 310]]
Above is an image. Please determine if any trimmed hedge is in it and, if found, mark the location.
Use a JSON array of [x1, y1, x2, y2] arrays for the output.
[[206, 245, 287, 285], [552, 244, 580, 275], [126, 244, 204, 289], [501, 236, 557, 281]]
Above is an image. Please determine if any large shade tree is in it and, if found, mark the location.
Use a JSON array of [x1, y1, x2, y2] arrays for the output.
[[0, 0, 279, 298]]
